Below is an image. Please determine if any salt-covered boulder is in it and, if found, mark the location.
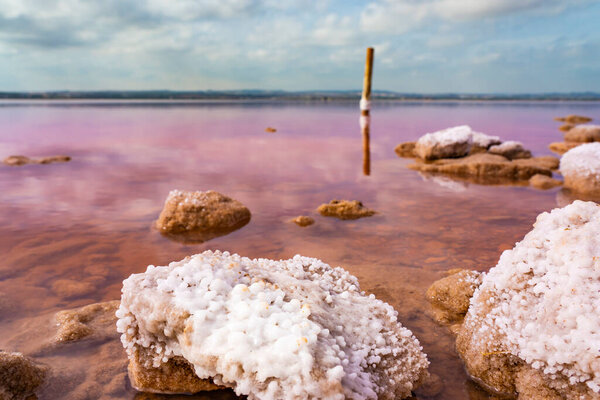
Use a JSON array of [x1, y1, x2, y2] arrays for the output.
[[549, 141, 581, 155], [564, 125, 600, 143], [414, 126, 474, 160], [317, 199, 376, 220], [116, 250, 430, 399], [155, 190, 251, 243], [488, 141, 532, 160], [554, 115, 592, 124], [471, 131, 502, 152], [560, 143, 600, 195], [454, 201, 600, 399], [0, 351, 47, 399], [529, 174, 562, 190]]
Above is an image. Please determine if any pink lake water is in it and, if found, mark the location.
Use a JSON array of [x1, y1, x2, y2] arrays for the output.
[[1, 100, 599, 399]]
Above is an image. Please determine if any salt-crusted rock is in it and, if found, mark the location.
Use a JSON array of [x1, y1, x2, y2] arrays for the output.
[[426, 269, 483, 325], [317, 200, 376, 220], [3, 155, 70, 166], [529, 174, 562, 190], [116, 251, 430, 400], [55, 300, 120, 343], [408, 153, 554, 183], [560, 143, 600, 195], [394, 142, 416, 158], [155, 190, 251, 243], [414, 125, 474, 160], [456, 201, 600, 399], [554, 115, 592, 124], [291, 216, 315, 227], [0, 351, 47, 399], [471, 131, 502, 150], [549, 141, 581, 155], [488, 141, 532, 160], [564, 125, 600, 143]]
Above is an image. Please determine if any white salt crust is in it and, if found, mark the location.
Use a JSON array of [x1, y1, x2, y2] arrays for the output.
[[416, 125, 500, 150], [116, 251, 429, 400], [560, 142, 600, 180], [488, 140, 524, 153], [466, 201, 600, 392]]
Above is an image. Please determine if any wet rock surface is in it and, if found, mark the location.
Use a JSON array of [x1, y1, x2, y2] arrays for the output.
[[155, 190, 251, 243], [291, 215, 315, 227], [529, 174, 562, 190], [426, 269, 483, 325], [3, 155, 71, 166], [55, 300, 120, 343], [317, 199, 376, 220], [0, 351, 47, 400]]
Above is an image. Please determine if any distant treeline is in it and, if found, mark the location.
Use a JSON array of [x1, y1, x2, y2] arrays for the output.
[[1, 90, 600, 101]]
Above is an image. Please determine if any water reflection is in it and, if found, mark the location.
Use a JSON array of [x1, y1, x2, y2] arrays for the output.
[[361, 115, 371, 176]]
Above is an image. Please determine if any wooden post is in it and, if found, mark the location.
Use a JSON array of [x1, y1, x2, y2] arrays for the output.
[[360, 47, 374, 116], [362, 119, 371, 176]]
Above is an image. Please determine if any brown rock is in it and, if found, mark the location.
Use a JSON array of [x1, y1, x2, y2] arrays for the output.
[[265, 127, 277, 133], [564, 125, 600, 143], [128, 345, 221, 394], [554, 115, 592, 124], [3, 155, 70, 166], [548, 141, 581, 155], [408, 153, 553, 183], [55, 300, 120, 343], [426, 269, 483, 324], [488, 141, 532, 160], [317, 200, 376, 220], [38, 155, 71, 164], [291, 215, 314, 227], [529, 174, 562, 190], [0, 351, 47, 399], [155, 190, 251, 243], [558, 123, 574, 132], [394, 142, 417, 158]]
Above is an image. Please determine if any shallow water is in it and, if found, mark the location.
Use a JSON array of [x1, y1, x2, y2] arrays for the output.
[[1, 100, 599, 399]]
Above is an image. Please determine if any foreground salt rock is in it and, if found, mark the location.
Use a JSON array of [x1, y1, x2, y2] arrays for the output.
[[564, 124, 600, 143], [414, 125, 501, 160], [429, 201, 600, 399], [3, 155, 71, 166], [408, 153, 558, 183], [554, 114, 592, 124], [317, 199, 376, 220], [0, 351, 47, 399], [155, 190, 251, 243], [116, 250, 429, 399], [560, 143, 600, 195]]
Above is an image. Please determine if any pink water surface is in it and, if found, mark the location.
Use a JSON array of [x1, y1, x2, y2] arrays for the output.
[[0, 100, 599, 399]]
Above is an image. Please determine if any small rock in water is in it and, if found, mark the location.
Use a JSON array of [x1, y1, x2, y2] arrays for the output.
[[548, 141, 581, 155], [55, 300, 120, 343], [558, 123, 574, 132], [564, 125, 600, 143], [426, 269, 483, 324], [0, 351, 47, 399], [291, 215, 314, 227], [529, 174, 562, 190], [317, 199, 376, 220], [155, 190, 251, 243], [3, 155, 70, 166], [414, 125, 474, 160], [264, 127, 277, 133], [560, 142, 600, 195], [394, 141, 417, 158], [554, 114, 592, 124], [488, 141, 532, 160]]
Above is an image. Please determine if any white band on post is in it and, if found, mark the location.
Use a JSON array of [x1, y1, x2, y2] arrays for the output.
[[359, 115, 370, 129], [359, 98, 371, 111]]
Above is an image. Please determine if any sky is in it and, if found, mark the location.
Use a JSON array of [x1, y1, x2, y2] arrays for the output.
[[0, 0, 599, 93]]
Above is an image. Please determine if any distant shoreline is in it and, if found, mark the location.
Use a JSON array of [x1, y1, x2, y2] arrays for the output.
[[1, 90, 600, 102]]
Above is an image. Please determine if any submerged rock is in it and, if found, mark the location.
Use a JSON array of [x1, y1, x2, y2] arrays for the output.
[[488, 141, 532, 160], [414, 126, 474, 160], [554, 115, 592, 124], [3, 155, 71, 166], [155, 190, 251, 243], [564, 125, 600, 143], [0, 351, 47, 400], [408, 153, 556, 183], [560, 143, 600, 195], [291, 215, 315, 227], [317, 199, 376, 220], [394, 141, 416, 158], [548, 141, 581, 155], [426, 269, 483, 325], [529, 174, 562, 190], [55, 300, 120, 343], [116, 250, 430, 399], [440, 201, 600, 399]]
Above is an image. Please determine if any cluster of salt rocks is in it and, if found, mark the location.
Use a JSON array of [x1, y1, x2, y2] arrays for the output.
[[560, 142, 600, 195], [427, 201, 600, 399], [395, 125, 560, 186], [550, 114, 598, 155], [116, 250, 430, 400]]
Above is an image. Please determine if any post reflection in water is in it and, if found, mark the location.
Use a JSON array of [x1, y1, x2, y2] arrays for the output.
[[361, 114, 371, 176]]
